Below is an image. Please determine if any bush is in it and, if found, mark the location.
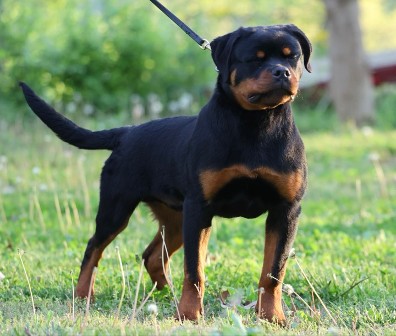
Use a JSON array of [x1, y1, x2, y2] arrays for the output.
[[0, 0, 215, 115]]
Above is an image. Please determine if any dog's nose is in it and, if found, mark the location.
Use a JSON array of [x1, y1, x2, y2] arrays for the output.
[[271, 66, 291, 79]]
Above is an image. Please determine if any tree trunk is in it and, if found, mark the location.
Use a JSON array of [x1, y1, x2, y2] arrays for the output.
[[323, 0, 374, 126]]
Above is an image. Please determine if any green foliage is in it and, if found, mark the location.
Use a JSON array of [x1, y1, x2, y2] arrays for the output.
[[1, 0, 395, 118], [374, 84, 396, 129], [0, 0, 215, 113]]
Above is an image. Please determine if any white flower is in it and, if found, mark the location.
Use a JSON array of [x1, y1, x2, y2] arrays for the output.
[[2, 186, 15, 195], [0, 272, 5, 281], [32, 166, 41, 175], [0, 156, 7, 171], [361, 126, 373, 137], [39, 184, 48, 191], [368, 152, 380, 162], [283, 284, 295, 295], [327, 326, 342, 335], [147, 303, 158, 315], [83, 104, 94, 116]]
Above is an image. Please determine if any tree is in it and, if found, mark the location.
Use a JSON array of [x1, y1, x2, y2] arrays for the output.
[[323, 0, 374, 126]]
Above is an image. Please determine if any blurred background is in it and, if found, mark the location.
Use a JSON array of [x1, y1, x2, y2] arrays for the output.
[[0, 0, 395, 129]]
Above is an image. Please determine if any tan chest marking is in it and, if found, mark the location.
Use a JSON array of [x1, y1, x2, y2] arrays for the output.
[[199, 164, 303, 202]]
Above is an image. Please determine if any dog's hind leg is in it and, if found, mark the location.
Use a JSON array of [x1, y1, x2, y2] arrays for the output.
[[75, 169, 139, 299], [75, 201, 138, 298], [142, 202, 183, 289]]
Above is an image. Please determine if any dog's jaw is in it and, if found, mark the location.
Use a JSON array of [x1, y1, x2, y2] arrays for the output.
[[229, 69, 299, 111]]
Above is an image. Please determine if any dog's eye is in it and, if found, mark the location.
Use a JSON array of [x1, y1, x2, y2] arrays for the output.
[[244, 59, 263, 65], [282, 47, 299, 60], [287, 53, 300, 60]]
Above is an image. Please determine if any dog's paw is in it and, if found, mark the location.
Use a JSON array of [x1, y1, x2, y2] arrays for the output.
[[176, 306, 202, 322], [75, 286, 95, 301], [256, 302, 286, 326]]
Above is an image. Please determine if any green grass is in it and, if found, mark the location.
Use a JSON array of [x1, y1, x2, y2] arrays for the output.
[[0, 110, 396, 335]]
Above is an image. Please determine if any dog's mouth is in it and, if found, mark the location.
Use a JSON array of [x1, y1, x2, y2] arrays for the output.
[[247, 94, 263, 104], [229, 69, 299, 111], [247, 88, 296, 108]]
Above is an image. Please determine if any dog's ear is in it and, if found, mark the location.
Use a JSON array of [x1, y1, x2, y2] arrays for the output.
[[284, 24, 312, 73], [211, 29, 242, 79]]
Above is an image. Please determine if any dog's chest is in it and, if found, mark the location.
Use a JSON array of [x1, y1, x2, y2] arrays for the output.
[[199, 164, 303, 218]]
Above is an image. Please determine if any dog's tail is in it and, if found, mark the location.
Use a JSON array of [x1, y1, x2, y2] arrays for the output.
[[20, 82, 125, 150]]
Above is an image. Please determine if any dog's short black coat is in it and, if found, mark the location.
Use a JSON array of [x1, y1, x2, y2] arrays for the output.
[[20, 24, 311, 324]]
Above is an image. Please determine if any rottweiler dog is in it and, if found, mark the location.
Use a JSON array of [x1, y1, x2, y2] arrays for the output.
[[20, 24, 311, 324]]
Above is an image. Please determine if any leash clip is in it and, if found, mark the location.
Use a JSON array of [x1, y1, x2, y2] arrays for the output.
[[200, 39, 211, 51]]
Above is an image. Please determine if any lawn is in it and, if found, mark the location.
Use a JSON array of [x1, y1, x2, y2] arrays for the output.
[[0, 110, 395, 335]]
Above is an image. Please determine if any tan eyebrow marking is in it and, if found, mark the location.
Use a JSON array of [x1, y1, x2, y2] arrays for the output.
[[282, 47, 291, 56], [256, 50, 266, 58]]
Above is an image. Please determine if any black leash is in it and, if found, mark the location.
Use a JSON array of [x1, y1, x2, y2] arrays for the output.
[[149, 0, 211, 51]]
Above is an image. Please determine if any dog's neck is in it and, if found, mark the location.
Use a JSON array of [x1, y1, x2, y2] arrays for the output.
[[197, 88, 299, 146], [211, 85, 297, 134]]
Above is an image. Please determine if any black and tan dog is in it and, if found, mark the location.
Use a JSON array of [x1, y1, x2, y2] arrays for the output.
[[20, 24, 311, 324]]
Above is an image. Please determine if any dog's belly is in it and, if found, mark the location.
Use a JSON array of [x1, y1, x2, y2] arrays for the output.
[[144, 186, 185, 211], [209, 178, 281, 219]]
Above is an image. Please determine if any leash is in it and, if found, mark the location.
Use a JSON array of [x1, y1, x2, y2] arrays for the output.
[[149, 0, 211, 51]]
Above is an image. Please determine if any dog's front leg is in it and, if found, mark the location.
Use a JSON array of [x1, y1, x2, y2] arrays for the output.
[[256, 201, 301, 325], [178, 199, 212, 321]]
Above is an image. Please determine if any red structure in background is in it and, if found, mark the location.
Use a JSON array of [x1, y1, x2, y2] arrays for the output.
[[370, 50, 396, 85], [300, 49, 396, 90], [372, 64, 396, 85]]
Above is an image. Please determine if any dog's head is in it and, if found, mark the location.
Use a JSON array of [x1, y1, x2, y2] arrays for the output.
[[211, 25, 312, 110]]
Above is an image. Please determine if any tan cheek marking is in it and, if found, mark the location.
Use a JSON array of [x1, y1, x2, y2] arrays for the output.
[[229, 71, 274, 110], [282, 47, 291, 56], [200, 165, 304, 202], [230, 69, 237, 86], [230, 78, 258, 110], [256, 50, 266, 58]]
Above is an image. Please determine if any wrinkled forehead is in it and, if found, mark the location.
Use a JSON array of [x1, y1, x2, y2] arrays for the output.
[[232, 28, 302, 61]]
